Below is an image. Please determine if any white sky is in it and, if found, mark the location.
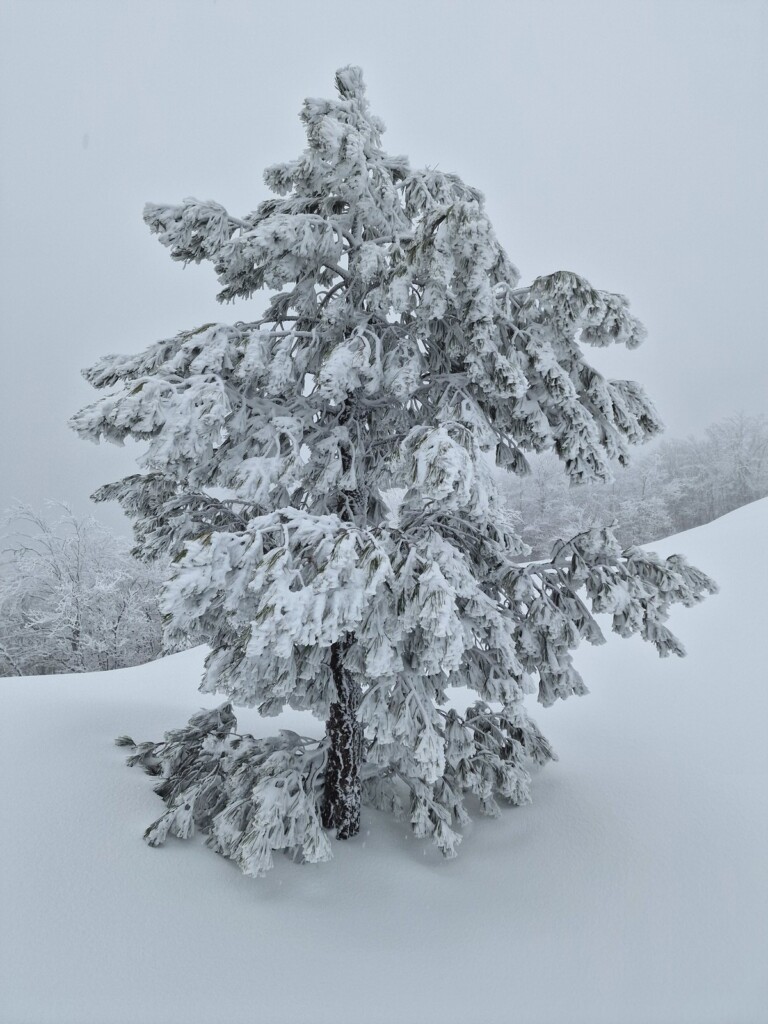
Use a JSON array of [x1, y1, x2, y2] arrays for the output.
[[1, 0, 766, 530]]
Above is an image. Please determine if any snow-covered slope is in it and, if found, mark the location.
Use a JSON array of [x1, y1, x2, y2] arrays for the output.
[[1, 501, 766, 1024]]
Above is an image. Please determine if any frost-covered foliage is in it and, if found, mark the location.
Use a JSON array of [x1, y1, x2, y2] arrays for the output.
[[72, 67, 716, 875], [116, 706, 332, 876], [0, 504, 164, 676]]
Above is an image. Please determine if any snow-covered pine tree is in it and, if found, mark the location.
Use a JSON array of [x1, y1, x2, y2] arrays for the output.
[[72, 67, 716, 876]]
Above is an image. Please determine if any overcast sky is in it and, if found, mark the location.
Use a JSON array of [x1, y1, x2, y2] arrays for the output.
[[1, 0, 766, 531]]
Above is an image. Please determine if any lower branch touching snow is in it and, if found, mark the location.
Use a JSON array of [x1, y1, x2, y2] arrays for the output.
[[117, 705, 332, 878], [119, 693, 561, 875]]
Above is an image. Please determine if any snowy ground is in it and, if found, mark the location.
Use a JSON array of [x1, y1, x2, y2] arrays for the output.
[[1, 501, 766, 1024]]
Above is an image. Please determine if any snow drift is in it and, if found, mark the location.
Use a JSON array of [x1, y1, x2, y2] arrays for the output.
[[1, 501, 766, 1024]]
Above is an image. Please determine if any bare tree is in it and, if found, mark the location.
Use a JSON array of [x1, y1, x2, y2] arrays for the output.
[[0, 504, 165, 676]]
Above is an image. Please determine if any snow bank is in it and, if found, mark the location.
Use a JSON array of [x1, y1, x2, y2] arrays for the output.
[[1, 501, 766, 1024]]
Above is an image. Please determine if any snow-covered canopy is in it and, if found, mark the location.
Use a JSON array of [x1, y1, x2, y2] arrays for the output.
[[71, 68, 715, 868]]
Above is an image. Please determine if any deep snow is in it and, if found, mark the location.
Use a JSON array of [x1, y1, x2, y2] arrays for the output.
[[1, 501, 766, 1024]]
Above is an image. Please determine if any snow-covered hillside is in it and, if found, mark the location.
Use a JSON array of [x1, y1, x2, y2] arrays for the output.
[[1, 501, 766, 1024]]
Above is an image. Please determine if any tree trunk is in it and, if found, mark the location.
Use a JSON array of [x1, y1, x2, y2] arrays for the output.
[[321, 640, 363, 839]]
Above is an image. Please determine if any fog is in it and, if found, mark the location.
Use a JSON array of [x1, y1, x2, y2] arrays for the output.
[[1, 0, 765, 531]]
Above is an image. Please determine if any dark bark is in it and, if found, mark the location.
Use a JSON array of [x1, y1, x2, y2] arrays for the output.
[[321, 640, 363, 839], [320, 398, 365, 839]]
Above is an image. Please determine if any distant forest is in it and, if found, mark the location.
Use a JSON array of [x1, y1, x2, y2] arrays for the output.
[[1, 413, 766, 676], [497, 412, 768, 558]]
